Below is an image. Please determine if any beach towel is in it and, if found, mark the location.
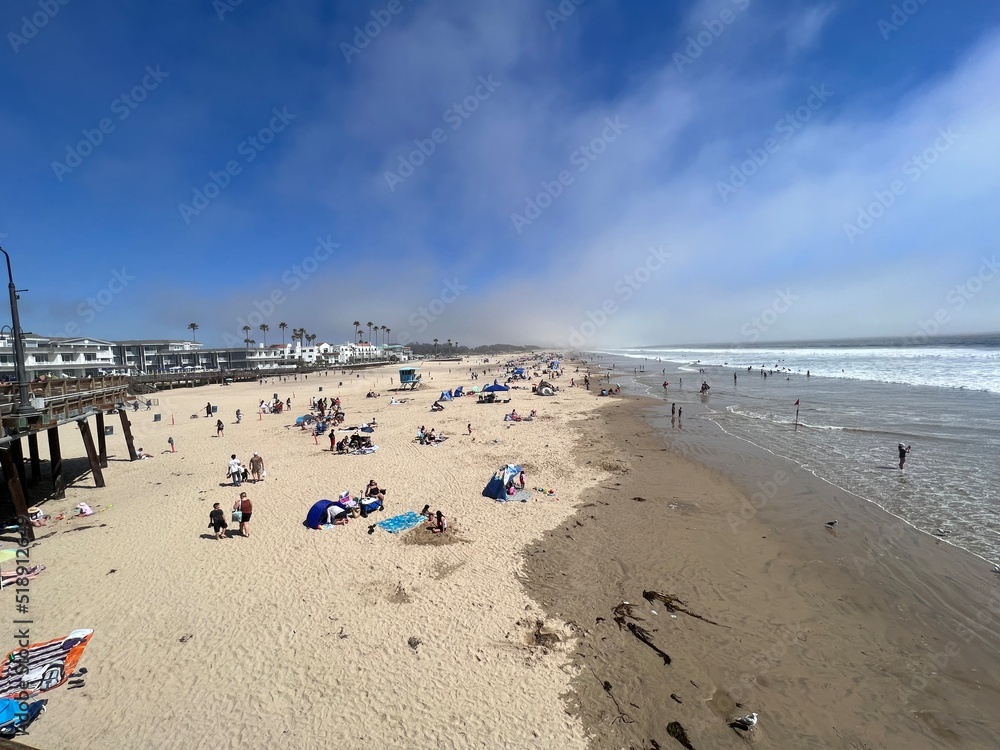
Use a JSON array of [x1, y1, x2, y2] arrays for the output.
[[350, 445, 379, 455], [0, 629, 94, 699], [495, 489, 532, 503], [423, 436, 448, 446], [376, 511, 425, 534]]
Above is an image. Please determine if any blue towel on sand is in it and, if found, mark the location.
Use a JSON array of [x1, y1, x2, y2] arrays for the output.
[[377, 511, 425, 534]]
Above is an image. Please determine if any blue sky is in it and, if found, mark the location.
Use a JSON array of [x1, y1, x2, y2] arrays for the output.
[[1, 0, 999, 348]]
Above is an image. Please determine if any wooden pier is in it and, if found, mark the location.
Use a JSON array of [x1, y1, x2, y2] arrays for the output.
[[0, 376, 136, 542]]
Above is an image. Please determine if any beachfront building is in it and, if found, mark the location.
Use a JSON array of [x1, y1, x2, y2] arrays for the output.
[[0, 334, 118, 380], [114, 340, 292, 372], [383, 344, 412, 361]]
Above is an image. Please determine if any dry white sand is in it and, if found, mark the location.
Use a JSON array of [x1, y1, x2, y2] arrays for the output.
[[15, 359, 604, 749]]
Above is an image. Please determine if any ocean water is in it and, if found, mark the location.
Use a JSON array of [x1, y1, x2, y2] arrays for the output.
[[587, 334, 1000, 563]]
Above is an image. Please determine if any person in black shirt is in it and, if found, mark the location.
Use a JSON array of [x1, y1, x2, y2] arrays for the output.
[[209, 503, 228, 540]]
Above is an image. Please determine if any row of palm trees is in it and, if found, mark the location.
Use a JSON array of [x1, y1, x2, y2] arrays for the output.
[[186, 321, 394, 352], [351, 321, 391, 349], [187, 321, 459, 357], [187, 322, 315, 349], [431, 338, 458, 355]]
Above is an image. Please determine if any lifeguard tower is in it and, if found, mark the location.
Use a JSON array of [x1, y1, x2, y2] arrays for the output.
[[398, 366, 422, 391]]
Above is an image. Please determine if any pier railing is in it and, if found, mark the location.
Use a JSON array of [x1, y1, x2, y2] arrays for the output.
[[1, 376, 131, 432]]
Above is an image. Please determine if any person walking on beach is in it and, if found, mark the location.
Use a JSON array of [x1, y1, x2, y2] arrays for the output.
[[206, 402, 213, 418], [249, 451, 264, 483], [216, 419, 224, 437], [228, 454, 242, 486], [234, 492, 253, 537], [209, 503, 228, 540], [671, 403, 676, 417], [898, 443, 911, 470]]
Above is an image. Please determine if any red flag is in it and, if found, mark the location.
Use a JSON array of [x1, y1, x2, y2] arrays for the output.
[[794, 399, 800, 406]]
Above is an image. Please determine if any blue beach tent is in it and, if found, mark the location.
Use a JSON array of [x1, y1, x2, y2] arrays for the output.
[[304, 499, 337, 529], [483, 464, 523, 499], [483, 383, 509, 393]]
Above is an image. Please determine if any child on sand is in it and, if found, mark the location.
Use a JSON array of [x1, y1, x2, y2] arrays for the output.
[[209, 503, 228, 540], [429, 511, 447, 533], [216, 419, 224, 437]]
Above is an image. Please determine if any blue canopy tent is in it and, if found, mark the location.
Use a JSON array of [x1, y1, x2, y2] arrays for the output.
[[512, 367, 525, 377], [483, 383, 509, 393], [483, 464, 523, 499], [453, 385, 464, 397], [304, 499, 337, 529]]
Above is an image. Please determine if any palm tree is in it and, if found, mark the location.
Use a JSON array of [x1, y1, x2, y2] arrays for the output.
[[447, 338, 452, 355], [353, 320, 360, 344], [384, 327, 391, 346], [242, 325, 251, 349], [259, 323, 269, 347], [278, 322, 288, 345], [366, 322, 374, 345], [433, 338, 439, 355], [187, 322, 199, 342], [307, 333, 316, 346], [380, 325, 388, 358], [244, 337, 254, 349]]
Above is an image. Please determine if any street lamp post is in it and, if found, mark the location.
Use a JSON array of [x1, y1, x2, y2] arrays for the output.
[[0, 246, 36, 415]]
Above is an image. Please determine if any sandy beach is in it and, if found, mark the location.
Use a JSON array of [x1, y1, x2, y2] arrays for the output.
[[14, 357, 598, 749], [9, 358, 1000, 749]]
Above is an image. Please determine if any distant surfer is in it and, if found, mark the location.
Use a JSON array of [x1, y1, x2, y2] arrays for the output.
[[898, 443, 911, 470]]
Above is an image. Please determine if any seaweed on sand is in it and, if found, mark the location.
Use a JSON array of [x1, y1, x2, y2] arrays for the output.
[[642, 590, 728, 628], [666, 721, 696, 750], [613, 600, 672, 665]]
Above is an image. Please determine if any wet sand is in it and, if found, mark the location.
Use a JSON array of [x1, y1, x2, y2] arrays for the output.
[[524, 394, 1000, 749]]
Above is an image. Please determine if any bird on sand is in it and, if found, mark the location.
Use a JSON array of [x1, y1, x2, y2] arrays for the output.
[[824, 520, 838, 529], [992, 564, 1000, 575], [729, 712, 758, 731]]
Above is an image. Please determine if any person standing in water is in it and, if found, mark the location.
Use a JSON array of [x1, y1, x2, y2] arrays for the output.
[[898, 443, 911, 470]]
